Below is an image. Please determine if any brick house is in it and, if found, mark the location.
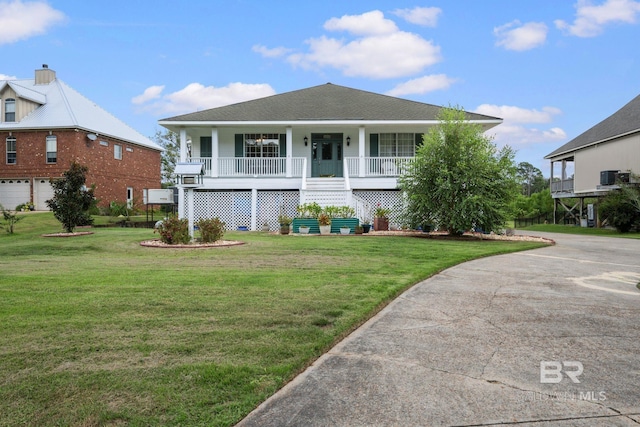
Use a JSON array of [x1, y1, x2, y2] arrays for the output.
[[0, 65, 162, 211]]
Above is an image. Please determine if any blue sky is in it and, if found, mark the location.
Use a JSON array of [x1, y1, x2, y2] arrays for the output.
[[2, 0, 640, 176]]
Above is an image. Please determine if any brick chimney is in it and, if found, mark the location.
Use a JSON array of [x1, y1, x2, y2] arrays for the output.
[[35, 64, 56, 85]]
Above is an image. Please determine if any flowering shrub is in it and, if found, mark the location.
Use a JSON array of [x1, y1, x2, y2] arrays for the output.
[[155, 215, 190, 244], [195, 217, 225, 243], [374, 204, 391, 218]]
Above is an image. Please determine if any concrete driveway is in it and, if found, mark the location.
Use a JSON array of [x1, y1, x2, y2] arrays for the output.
[[238, 232, 640, 426]]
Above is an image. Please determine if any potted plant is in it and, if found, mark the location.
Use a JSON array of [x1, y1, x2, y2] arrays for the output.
[[362, 220, 371, 233], [340, 225, 351, 235], [318, 213, 332, 235], [278, 214, 292, 235], [355, 225, 364, 235], [373, 204, 390, 231], [298, 224, 310, 234]]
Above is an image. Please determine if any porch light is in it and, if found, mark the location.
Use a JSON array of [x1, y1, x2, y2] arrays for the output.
[[304, 136, 308, 146], [346, 136, 351, 146]]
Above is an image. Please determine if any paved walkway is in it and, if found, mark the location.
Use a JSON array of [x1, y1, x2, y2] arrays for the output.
[[238, 232, 640, 426]]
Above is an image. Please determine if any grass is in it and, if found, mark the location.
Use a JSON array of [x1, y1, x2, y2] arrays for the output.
[[0, 213, 548, 427], [519, 223, 640, 239]]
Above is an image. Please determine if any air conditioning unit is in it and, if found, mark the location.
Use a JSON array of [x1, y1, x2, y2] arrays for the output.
[[600, 170, 618, 186], [616, 172, 630, 183]]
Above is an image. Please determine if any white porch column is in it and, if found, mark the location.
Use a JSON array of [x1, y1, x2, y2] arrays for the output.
[[251, 189, 258, 231], [358, 126, 366, 178], [286, 126, 293, 178], [550, 161, 554, 191], [179, 128, 188, 162], [187, 189, 195, 239], [211, 127, 219, 177], [178, 128, 187, 221]]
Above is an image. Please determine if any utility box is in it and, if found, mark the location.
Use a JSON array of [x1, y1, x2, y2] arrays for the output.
[[147, 189, 175, 204]]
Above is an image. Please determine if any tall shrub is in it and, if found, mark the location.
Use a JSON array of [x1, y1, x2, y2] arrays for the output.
[[46, 161, 95, 233]]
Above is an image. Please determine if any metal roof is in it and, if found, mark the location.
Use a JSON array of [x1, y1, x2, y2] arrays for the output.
[[545, 93, 640, 159], [0, 77, 161, 151], [160, 83, 501, 125]]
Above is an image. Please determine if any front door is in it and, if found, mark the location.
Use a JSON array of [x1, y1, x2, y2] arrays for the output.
[[311, 133, 343, 177]]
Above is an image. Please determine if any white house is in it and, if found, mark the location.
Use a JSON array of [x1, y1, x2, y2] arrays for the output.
[[545, 92, 640, 223], [159, 83, 502, 231]]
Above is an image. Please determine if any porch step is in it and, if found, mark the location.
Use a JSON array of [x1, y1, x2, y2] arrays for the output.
[[305, 177, 346, 191], [300, 190, 349, 207]]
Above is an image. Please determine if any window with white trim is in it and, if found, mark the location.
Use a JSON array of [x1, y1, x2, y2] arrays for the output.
[[379, 133, 415, 157], [46, 135, 57, 163], [114, 144, 122, 160], [245, 133, 279, 157], [6, 136, 16, 164], [5, 98, 15, 122]]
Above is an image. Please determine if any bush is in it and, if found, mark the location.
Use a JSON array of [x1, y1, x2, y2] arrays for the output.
[[155, 215, 190, 244], [598, 189, 640, 233], [195, 217, 225, 243]]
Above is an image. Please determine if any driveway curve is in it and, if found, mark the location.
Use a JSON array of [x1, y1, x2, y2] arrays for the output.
[[238, 232, 640, 426]]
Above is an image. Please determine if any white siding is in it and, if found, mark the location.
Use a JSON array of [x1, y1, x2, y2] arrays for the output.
[[574, 134, 640, 193]]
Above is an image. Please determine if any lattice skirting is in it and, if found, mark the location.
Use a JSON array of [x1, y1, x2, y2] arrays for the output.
[[188, 189, 402, 231]]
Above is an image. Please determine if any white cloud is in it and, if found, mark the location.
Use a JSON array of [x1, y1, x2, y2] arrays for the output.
[[131, 85, 165, 105], [0, 0, 65, 45], [324, 10, 398, 35], [494, 20, 548, 51], [252, 44, 293, 58], [475, 104, 562, 124], [475, 104, 566, 147], [392, 6, 441, 27], [257, 10, 442, 79], [133, 82, 276, 115], [386, 74, 457, 97], [555, 0, 640, 37], [0, 73, 17, 80]]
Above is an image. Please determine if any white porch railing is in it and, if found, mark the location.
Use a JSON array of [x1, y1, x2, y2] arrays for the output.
[[346, 157, 414, 177], [187, 156, 412, 178], [551, 179, 574, 193], [189, 157, 305, 177]]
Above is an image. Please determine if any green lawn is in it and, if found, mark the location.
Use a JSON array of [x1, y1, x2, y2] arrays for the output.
[[519, 223, 640, 239], [1, 213, 547, 427]]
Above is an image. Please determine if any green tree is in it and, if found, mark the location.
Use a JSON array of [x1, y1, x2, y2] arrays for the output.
[[399, 106, 520, 235], [151, 129, 179, 185], [517, 162, 547, 196], [0, 204, 23, 234], [46, 161, 95, 233]]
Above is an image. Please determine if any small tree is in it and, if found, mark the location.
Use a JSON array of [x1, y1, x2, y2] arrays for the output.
[[151, 129, 179, 185], [399, 106, 520, 235], [1, 204, 23, 234], [46, 161, 96, 233]]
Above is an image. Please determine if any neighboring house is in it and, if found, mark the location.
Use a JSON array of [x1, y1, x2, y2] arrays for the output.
[[159, 83, 502, 231], [0, 65, 162, 211], [545, 93, 640, 223]]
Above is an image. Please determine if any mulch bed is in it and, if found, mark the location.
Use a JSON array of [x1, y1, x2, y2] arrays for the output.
[[140, 239, 244, 248]]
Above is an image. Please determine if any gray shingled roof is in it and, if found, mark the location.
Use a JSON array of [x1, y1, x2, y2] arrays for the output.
[[545, 93, 640, 159], [160, 83, 500, 123]]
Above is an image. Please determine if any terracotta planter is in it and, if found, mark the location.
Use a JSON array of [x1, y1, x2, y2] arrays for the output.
[[279, 225, 290, 235], [374, 217, 389, 231]]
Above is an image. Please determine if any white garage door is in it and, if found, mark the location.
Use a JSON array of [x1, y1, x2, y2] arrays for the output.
[[34, 178, 55, 211], [0, 178, 30, 210]]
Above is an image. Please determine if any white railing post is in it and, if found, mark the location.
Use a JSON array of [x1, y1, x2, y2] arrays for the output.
[[286, 127, 292, 178], [358, 126, 365, 178], [211, 128, 219, 178]]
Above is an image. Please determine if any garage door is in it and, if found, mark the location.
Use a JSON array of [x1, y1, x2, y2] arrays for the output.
[[0, 178, 30, 210], [34, 178, 55, 211]]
